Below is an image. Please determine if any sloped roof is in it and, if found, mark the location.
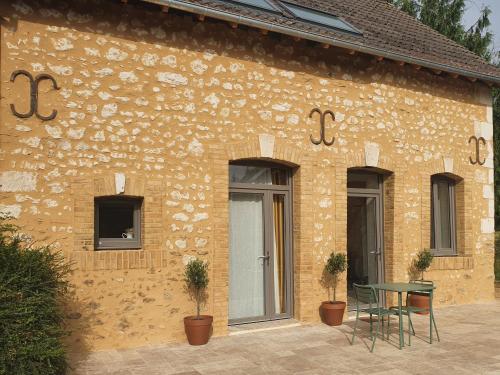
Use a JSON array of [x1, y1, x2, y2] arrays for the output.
[[146, 0, 500, 85]]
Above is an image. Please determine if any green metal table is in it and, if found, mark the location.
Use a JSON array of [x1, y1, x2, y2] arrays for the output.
[[370, 282, 435, 349]]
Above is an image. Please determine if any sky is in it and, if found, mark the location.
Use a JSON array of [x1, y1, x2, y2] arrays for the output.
[[463, 0, 500, 57]]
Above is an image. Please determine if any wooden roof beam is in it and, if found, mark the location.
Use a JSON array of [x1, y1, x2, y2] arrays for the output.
[[161, 5, 169, 12], [229, 22, 238, 29], [321, 43, 330, 49], [375, 56, 384, 62], [260, 29, 268, 35]]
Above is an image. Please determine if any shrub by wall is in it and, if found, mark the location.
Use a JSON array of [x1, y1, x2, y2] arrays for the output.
[[0, 219, 70, 375]]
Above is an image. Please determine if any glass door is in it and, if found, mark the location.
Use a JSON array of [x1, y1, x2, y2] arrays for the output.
[[229, 192, 266, 321], [347, 171, 384, 310], [228, 162, 292, 324]]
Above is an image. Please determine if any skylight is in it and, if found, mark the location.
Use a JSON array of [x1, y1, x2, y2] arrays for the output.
[[229, 0, 280, 12], [281, 2, 361, 35]]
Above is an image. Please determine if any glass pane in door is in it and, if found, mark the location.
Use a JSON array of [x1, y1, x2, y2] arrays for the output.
[[272, 194, 286, 314], [229, 193, 265, 320], [347, 196, 379, 308]]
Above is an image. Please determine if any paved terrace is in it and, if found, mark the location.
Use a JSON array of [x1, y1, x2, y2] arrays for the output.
[[71, 302, 500, 375]]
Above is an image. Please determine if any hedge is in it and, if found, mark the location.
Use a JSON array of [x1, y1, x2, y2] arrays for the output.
[[0, 219, 70, 375]]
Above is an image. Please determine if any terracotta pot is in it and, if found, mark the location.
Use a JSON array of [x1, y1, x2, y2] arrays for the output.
[[320, 301, 346, 326], [408, 293, 430, 315], [184, 315, 213, 345]]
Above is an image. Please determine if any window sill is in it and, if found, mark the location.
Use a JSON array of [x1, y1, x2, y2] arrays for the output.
[[429, 256, 473, 271]]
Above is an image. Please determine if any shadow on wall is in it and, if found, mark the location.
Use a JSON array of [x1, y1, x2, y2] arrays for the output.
[[63, 285, 96, 372]]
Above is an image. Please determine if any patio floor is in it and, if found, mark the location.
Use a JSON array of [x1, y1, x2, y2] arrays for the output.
[[70, 301, 500, 375]]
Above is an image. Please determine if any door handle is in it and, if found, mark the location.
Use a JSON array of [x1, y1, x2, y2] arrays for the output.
[[369, 250, 381, 255], [257, 254, 270, 260]]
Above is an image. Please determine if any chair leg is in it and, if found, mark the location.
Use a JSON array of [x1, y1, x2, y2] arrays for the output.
[[369, 313, 373, 339], [407, 312, 412, 346], [370, 315, 381, 352], [432, 312, 440, 342], [351, 311, 359, 345], [381, 317, 385, 340], [409, 314, 415, 335], [387, 316, 390, 340]]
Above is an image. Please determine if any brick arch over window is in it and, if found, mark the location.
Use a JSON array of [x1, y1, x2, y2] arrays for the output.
[[208, 136, 315, 335], [421, 162, 473, 258]]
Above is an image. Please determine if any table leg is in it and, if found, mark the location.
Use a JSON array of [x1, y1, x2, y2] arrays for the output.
[[398, 291, 403, 349], [429, 289, 433, 344]]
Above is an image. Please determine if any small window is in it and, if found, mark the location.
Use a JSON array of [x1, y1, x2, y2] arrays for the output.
[[227, 0, 279, 12], [95, 197, 142, 250], [431, 175, 456, 256], [280, 2, 361, 35]]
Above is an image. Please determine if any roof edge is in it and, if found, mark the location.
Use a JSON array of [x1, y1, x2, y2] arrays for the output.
[[145, 0, 500, 86]]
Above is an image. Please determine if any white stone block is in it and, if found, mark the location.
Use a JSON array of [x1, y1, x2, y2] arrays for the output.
[[481, 218, 495, 234], [483, 184, 494, 199], [443, 157, 453, 173], [364, 142, 380, 167], [0, 171, 37, 192], [0, 204, 21, 218], [486, 105, 493, 124], [259, 134, 275, 158], [480, 122, 493, 141], [488, 199, 495, 218], [115, 173, 125, 194]]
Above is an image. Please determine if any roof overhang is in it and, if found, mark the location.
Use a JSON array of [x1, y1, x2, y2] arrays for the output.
[[142, 0, 500, 87]]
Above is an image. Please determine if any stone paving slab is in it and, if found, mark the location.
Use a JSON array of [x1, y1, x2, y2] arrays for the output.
[[70, 302, 500, 375]]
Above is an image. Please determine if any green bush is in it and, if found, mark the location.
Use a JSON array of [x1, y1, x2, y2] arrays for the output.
[[0, 219, 70, 375], [184, 259, 209, 319]]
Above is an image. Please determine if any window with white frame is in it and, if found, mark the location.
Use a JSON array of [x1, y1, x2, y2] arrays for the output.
[[94, 196, 142, 250]]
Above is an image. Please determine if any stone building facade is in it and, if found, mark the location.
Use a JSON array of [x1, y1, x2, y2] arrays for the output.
[[0, 0, 497, 351]]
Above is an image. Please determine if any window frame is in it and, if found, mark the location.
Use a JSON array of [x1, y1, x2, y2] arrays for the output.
[[94, 196, 142, 250], [431, 175, 457, 256]]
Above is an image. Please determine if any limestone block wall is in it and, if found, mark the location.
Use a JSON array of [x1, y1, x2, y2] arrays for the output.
[[0, 0, 495, 351]]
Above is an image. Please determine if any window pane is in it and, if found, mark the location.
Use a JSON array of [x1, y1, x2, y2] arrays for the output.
[[347, 172, 379, 189], [437, 181, 452, 249], [229, 0, 278, 12], [229, 165, 288, 185], [99, 202, 135, 238]]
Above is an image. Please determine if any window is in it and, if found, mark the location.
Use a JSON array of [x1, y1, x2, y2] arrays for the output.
[[94, 197, 142, 250], [228, 0, 279, 12], [431, 175, 456, 256], [280, 2, 361, 35]]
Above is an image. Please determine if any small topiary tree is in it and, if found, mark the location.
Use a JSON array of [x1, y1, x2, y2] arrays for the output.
[[184, 259, 209, 319], [323, 252, 347, 302], [413, 249, 434, 280]]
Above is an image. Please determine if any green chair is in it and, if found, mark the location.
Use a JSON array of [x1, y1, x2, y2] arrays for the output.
[[351, 283, 401, 352], [389, 280, 440, 344]]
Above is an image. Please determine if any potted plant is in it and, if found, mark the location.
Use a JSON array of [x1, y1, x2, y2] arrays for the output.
[[408, 249, 434, 315], [183, 258, 212, 345], [320, 252, 347, 326]]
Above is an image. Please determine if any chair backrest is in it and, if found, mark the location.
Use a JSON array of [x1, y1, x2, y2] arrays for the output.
[[409, 280, 434, 295], [353, 283, 378, 308]]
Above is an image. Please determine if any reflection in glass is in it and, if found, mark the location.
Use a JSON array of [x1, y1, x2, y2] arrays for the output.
[[229, 193, 265, 320], [347, 196, 379, 309], [229, 165, 288, 185], [347, 172, 379, 189], [273, 194, 286, 314]]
